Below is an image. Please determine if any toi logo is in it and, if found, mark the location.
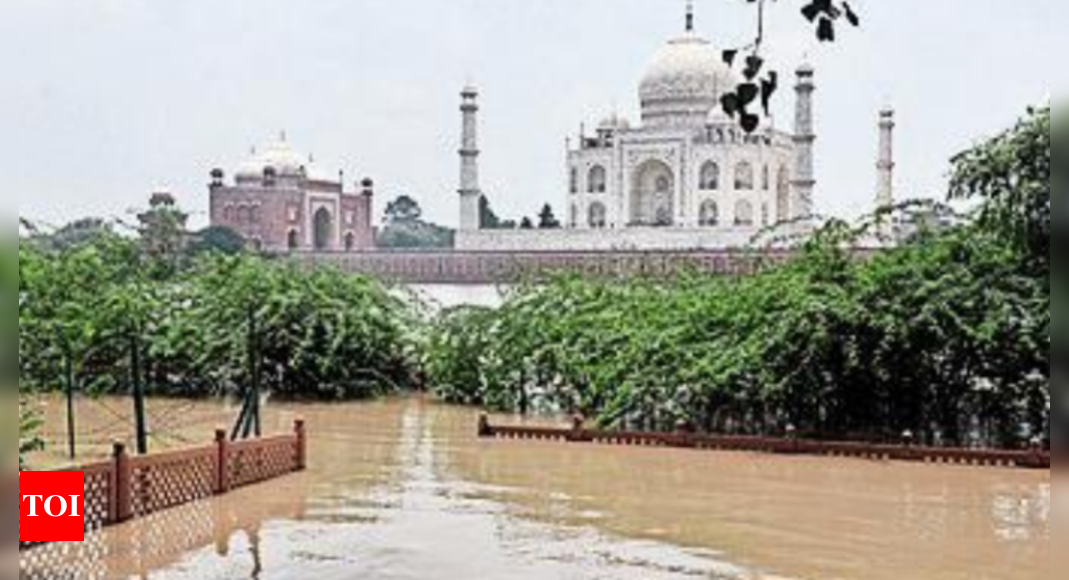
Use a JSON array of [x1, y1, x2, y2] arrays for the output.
[[20, 471, 85, 542]]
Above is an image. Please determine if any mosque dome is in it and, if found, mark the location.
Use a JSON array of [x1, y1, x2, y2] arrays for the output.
[[639, 31, 737, 128], [235, 136, 310, 180], [598, 114, 631, 131]]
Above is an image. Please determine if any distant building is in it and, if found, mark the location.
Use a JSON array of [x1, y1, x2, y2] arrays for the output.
[[457, 3, 896, 251], [209, 135, 375, 253]]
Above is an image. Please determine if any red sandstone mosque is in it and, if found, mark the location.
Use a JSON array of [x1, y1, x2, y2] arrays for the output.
[[208, 134, 375, 253]]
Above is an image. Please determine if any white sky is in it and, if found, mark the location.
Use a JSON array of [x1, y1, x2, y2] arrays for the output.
[[3, 0, 1060, 230]]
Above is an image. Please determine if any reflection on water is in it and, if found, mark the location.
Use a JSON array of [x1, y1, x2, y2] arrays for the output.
[[26, 398, 1050, 580]]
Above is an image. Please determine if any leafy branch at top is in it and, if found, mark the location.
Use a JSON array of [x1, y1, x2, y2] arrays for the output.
[[720, 0, 861, 133]]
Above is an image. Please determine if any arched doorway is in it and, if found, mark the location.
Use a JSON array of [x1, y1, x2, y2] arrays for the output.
[[287, 229, 300, 251], [588, 202, 607, 229], [630, 159, 675, 226], [344, 232, 356, 251], [313, 208, 333, 251], [699, 200, 719, 226]]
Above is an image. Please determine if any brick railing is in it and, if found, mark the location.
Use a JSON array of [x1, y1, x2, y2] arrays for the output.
[[478, 416, 1050, 470], [19, 420, 306, 552]]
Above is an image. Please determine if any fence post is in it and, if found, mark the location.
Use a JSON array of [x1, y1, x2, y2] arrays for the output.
[[901, 430, 916, 462], [112, 442, 133, 523], [294, 420, 307, 472], [1029, 437, 1043, 469], [215, 429, 230, 494], [785, 424, 800, 455], [674, 420, 696, 449]]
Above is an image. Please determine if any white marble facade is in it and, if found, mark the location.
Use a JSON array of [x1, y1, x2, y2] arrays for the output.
[[457, 5, 889, 252]]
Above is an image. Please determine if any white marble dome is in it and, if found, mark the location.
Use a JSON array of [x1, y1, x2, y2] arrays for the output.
[[236, 138, 308, 179], [639, 32, 737, 127]]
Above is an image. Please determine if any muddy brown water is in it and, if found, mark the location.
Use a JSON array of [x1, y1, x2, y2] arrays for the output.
[[22, 396, 1050, 580]]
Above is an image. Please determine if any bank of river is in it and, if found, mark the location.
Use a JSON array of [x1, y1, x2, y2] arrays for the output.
[[26, 397, 1050, 579]]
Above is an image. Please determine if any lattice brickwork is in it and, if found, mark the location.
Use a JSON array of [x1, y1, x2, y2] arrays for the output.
[[20, 419, 306, 576], [18, 533, 108, 580], [228, 435, 299, 489], [80, 462, 114, 531], [130, 446, 217, 518]]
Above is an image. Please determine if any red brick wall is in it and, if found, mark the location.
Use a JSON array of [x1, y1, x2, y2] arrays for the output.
[[298, 249, 800, 284]]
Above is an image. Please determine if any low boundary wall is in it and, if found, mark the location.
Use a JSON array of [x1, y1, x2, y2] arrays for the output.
[[19, 420, 306, 554], [478, 417, 1050, 470]]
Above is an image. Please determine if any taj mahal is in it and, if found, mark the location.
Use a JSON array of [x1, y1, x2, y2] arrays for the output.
[[455, 3, 896, 251]]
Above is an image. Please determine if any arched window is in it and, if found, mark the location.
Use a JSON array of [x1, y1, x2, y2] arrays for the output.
[[735, 200, 754, 226], [735, 162, 755, 191], [588, 202, 607, 228], [344, 232, 356, 251], [570, 204, 579, 228], [588, 165, 607, 193], [250, 205, 261, 223], [777, 166, 791, 222], [761, 203, 770, 226], [569, 168, 579, 194], [237, 204, 253, 224], [223, 204, 235, 222], [699, 161, 720, 190], [287, 229, 300, 251], [699, 200, 719, 226], [762, 165, 770, 190]]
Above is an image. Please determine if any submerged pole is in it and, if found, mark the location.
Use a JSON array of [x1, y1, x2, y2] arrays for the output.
[[65, 346, 76, 460], [131, 331, 148, 455]]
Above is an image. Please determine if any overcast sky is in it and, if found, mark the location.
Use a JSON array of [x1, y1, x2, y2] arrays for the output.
[[4, 0, 1059, 230]]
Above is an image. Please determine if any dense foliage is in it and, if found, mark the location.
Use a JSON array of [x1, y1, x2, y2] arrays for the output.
[[19, 401, 44, 470], [19, 232, 418, 402], [425, 108, 1050, 448], [1050, 108, 1065, 446]]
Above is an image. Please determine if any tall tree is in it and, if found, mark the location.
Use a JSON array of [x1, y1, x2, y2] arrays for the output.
[[478, 195, 502, 230], [379, 195, 455, 249], [538, 204, 561, 229], [138, 192, 189, 279], [950, 106, 1049, 280], [384, 195, 424, 225]]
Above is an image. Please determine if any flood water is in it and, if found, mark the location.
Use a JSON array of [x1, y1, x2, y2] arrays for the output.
[[24, 397, 1050, 580]]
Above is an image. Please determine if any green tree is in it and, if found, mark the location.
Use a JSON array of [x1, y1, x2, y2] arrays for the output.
[[19, 401, 44, 470], [538, 204, 561, 229], [138, 193, 190, 279], [950, 107, 1049, 279], [384, 195, 423, 225], [28, 218, 112, 252], [478, 195, 502, 229], [187, 226, 247, 257]]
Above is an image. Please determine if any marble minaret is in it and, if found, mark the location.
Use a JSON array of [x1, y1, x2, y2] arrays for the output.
[[458, 85, 482, 231], [791, 64, 817, 219], [876, 108, 896, 209]]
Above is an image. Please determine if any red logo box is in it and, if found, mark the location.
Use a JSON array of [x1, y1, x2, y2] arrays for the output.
[[20, 471, 85, 542]]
